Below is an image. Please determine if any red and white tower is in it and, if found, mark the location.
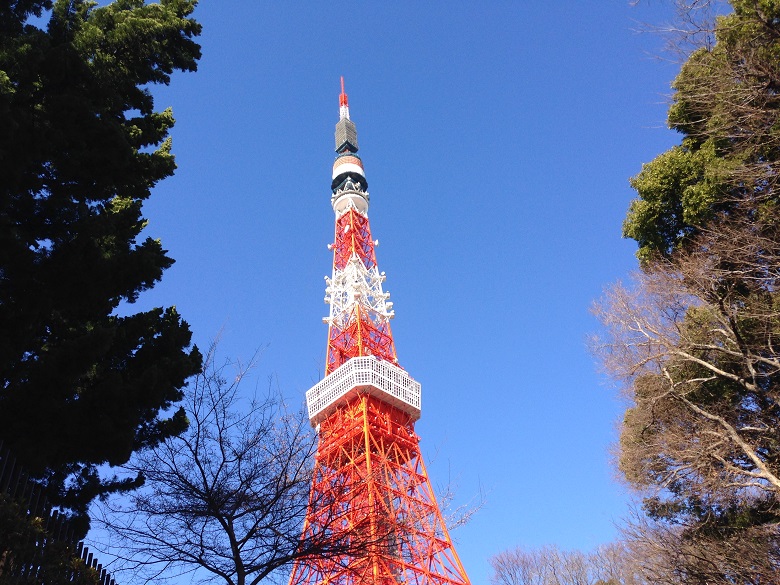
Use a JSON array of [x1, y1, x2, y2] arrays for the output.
[[288, 80, 471, 585]]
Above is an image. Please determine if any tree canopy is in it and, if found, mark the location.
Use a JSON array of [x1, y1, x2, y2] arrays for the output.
[[0, 0, 202, 537], [601, 1, 780, 581], [624, 0, 780, 261]]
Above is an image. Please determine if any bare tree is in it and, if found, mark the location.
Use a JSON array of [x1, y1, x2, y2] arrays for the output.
[[594, 212, 780, 583], [595, 215, 780, 504], [632, 0, 723, 57], [490, 547, 540, 585], [621, 510, 780, 585], [589, 542, 646, 585], [490, 543, 645, 585], [93, 344, 364, 585]]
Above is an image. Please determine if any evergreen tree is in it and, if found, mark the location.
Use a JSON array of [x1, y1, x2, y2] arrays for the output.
[[0, 0, 202, 537], [624, 0, 780, 261], [599, 1, 780, 581]]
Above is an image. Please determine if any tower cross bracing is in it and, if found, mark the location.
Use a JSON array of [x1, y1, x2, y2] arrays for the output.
[[288, 79, 471, 585]]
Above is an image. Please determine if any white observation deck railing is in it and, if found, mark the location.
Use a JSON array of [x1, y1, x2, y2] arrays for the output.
[[306, 356, 421, 426]]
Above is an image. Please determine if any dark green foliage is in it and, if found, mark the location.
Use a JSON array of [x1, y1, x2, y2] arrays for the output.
[[624, 0, 780, 262], [625, 142, 725, 260], [0, 0, 202, 537], [0, 494, 101, 585]]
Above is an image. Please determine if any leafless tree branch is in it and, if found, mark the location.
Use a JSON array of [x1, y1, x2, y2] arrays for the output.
[[90, 343, 374, 585]]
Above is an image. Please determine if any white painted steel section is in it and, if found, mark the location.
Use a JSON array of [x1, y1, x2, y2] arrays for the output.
[[306, 356, 421, 425], [332, 192, 368, 215], [332, 162, 365, 180], [323, 254, 394, 328], [332, 188, 369, 216]]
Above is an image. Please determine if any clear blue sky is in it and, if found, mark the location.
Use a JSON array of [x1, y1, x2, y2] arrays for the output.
[[116, 2, 686, 583]]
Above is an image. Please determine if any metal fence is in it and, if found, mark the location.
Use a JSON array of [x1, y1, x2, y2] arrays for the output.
[[0, 440, 117, 584]]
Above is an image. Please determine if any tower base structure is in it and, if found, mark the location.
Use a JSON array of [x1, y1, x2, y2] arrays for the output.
[[289, 359, 470, 585]]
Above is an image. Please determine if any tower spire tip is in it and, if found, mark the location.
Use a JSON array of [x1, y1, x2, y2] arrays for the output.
[[339, 76, 349, 108]]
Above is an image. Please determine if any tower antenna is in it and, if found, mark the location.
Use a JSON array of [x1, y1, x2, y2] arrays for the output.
[[339, 76, 348, 107]]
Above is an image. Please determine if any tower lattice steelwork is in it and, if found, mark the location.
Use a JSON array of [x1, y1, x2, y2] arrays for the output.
[[287, 80, 470, 585]]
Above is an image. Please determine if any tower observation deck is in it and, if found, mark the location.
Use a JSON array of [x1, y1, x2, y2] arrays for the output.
[[287, 80, 471, 585]]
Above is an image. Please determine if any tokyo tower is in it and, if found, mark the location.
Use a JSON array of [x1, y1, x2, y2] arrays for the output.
[[287, 80, 471, 585]]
